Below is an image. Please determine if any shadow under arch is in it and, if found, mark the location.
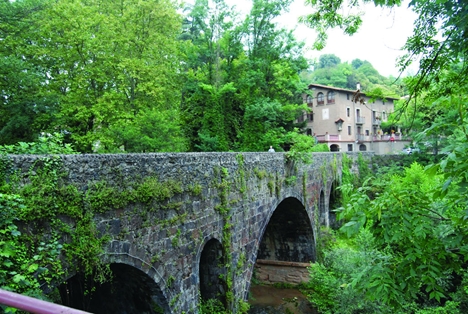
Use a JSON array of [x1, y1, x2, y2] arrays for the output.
[[59, 263, 170, 313], [257, 197, 316, 263], [329, 180, 342, 230], [199, 238, 227, 307], [319, 189, 326, 226]]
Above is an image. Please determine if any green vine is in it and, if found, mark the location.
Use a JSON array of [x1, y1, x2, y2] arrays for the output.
[[235, 153, 247, 195], [0, 154, 191, 308], [302, 171, 307, 206], [210, 165, 249, 313]]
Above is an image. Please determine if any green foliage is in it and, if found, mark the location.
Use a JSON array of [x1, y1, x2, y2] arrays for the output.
[[327, 161, 468, 311], [300, 55, 402, 95], [0, 133, 77, 155], [285, 175, 297, 185], [285, 131, 329, 163], [0, 193, 65, 310], [181, 0, 309, 152], [188, 183, 203, 196], [1, 0, 184, 152], [254, 168, 267, 180], [302, 230, 393, 314], [199, 298, 228, 314]]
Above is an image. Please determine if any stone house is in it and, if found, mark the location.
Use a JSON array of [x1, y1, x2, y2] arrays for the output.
[[299, 83, 410, 154]]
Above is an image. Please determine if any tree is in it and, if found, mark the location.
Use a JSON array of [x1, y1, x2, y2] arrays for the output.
[[316, 54, 341, 69], [180, 0, 309, 152], [0, 0, 56, 145], [3, 0, 185, 152], [180, 0, 245, 151]]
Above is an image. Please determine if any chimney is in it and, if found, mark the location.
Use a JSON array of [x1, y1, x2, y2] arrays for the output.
[[356, 82, 361, 90]]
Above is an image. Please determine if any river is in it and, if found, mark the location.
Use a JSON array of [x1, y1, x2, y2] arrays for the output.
[[248, 284, 318, 314]]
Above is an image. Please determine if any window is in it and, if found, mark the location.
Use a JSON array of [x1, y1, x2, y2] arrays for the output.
[[382, 111, 387, 120], [346, 107, 350, 117], [308, 113, 314, 121], [297, 114, 305, 123], [365, 130, 370, 136], [327, 91, 335, 104], [317, 92, 324, 105], [347, 144, 353, 151], [347, 93, 350, 100], [306, 95, 313, 104], [348, 125, 352, 135], [322, 108, 329, 120]]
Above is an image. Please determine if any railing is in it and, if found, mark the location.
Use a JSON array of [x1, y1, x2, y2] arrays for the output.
[[356, 134, 366, 142], [373, 134, 405, 141], [355, 116, 365, 124], [316, 134, 340, 142], [0, 288, 91, 314], [372, 118, 381, 126]]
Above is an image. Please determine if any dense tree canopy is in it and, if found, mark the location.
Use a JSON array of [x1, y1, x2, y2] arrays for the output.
[[1, 0, 186, 153], [180, 0, 310, 152], [1, 0, 319, 153], [300, 54, 403, 97]]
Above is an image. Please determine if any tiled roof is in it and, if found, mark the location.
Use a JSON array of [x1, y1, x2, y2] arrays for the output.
[[308, 83, 400, 101]]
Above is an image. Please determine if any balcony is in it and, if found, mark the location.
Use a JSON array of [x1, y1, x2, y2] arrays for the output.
[[355, 116, 365, 124], [316, 134, 340, 142], [356, 134, 365, 143], [372, 118, 382, 126]]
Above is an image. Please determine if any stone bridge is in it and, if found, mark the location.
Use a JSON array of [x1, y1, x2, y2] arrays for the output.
[[5, 152, 367, 313]]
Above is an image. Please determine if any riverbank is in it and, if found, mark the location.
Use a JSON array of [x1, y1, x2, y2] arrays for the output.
[[248, 284, 317, 314]]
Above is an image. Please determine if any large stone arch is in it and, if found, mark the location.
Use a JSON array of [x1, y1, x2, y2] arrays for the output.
[[256, 196, 316, 263], [59, 262, 170, 313]]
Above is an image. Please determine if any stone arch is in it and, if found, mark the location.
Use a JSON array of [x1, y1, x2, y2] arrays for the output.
[[319, 189, 327, 226], [329, 180, 342, 229], [199, 238, 227, 307], [330, 144, 340, 151], [359, 144, 367, 151], [59, 263, 170, 313], [257, 197, 316, 263]]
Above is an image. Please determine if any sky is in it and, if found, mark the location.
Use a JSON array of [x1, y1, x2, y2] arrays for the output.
[[227, 0, 419, 77]]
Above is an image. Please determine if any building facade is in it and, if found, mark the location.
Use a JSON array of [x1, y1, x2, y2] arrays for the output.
[[299, 83, 410, 154]]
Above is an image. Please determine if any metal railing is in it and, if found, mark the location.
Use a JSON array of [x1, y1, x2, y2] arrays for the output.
[[0, 288, 92, 314]]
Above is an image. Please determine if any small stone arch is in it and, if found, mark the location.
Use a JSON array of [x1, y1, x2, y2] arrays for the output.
[[330, 144, 340, 151], [199, 238, 227, 307], [319, 189, 327, 226], [359, 144, 367, 151], [329, 180, 342, 229]]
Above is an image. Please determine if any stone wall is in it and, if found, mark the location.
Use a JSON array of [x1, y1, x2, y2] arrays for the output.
[[4, 152, 367, 313], [254, 259, 310, 285]]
